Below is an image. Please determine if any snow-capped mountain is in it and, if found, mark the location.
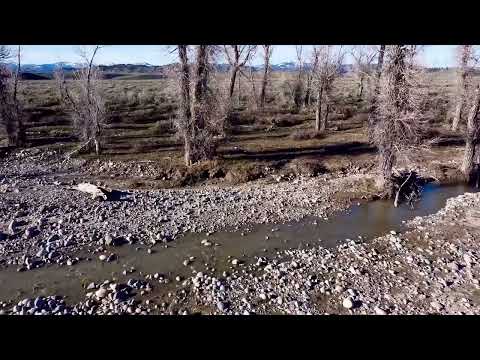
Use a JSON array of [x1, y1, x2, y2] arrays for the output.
[[2, 61, 356, 77], [6, 62, 80, 73]]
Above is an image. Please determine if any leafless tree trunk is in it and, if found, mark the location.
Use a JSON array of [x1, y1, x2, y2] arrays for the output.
[[305, 49, 319, 108], [177, 45, 193, 166], [192, 45, 209, 131], [0, 45, 24, 147], [367, 45, 386, 139], [291, 45, 305, 111], [13, 46, 25, 146], [322, 95, 331, 132], [461, 85, 480, 180], [452, 45, 473, 131], [0, 68, 16, 145], [174, 45, 226, 166], [351, 45, 377, 100], [0, 46, 10, 61], [372, 45, 426, 197], [239, 64, 259, 110], [374, 45, 386, 96], [237, 73, 241, 107], [224, 45, 256, 100], [259, 45, 273, 110], [315, 86, 323, 132], [55, 45, 106, 156], [376, 46, 405, 196], [312, 46, 345, 133]]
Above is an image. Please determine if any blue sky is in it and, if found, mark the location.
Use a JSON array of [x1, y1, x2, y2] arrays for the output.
[[15, 45, 458, 67]]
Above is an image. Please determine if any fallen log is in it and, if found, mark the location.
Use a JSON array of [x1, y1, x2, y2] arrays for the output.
[[72, 183, 110, 201]]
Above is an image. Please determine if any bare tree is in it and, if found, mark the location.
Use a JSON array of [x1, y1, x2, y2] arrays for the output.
[[368, 45, 386, 134], [12, 46, 25, 146], [177, 45, 193, 165], [55, 45, 106, 156], [174, 45, 226, 166], [304, 47, 319, 108], [0, 45, 24, 147], [239, 62, 260, 110], [452, 45, 475, 131], [461, 85, 480, 180], [0, 45, 11, 61], [371, 45, 427, 197], [259, 45, 273, 110], [223, 45, 256, 100], [312, 45, 345, 133], [291, 45, 305, 111], [351, 45, 377, 99]]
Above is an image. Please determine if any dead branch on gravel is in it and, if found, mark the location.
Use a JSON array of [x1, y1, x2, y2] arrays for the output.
[[73, 183, 109, 201]]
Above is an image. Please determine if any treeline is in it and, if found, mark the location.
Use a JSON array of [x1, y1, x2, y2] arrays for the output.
[[1, 45, 480, 199]]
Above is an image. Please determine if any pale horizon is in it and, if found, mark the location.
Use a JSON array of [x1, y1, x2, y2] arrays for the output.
[[6, 45, 461, 68]]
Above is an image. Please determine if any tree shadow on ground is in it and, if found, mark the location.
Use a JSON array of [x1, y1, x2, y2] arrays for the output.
[[220, 141, 376, 162], [107, 189, 133, 202]]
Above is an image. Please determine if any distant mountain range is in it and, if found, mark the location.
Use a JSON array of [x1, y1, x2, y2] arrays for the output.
[[3, 61, 448, 79], [6, 60, 353, 72]]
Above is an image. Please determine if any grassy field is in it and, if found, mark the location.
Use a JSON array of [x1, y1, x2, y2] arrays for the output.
[[0, 69, 471, 187]]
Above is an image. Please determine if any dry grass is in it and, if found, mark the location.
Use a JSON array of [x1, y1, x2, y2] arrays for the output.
[[0, 69, 474, 186]]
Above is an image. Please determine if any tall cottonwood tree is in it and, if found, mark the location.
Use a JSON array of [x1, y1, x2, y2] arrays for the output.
[[312, 45, 345, 133], [259, 45, 273, 110], [351, 45, 377, 99], [372, 45, 426, 197], [239, 60, 260, 110], [223, 45, 256, 100], [367, 45, 386, 140], [0, 45, 24, 147], [291, 45, 305, 111], [55, 46, 106, 156], [177, 45, 193, 165], [452, 45, 475, 131], [304, 48, 319, 108], [461, 85, 480, 180], [175, 45, 225, 166]]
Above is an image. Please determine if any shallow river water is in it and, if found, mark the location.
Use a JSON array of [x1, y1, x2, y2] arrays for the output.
[[0, 183, 477, 304]]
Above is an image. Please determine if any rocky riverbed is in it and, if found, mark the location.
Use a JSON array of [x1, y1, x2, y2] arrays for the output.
[[191, 192, 480, 315], [0, 148, 374, 271], [1, 147, 479, 315]]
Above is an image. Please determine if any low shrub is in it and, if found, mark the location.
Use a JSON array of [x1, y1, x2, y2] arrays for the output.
[[224, 163, 264, 184], [286, 158, 327, 177], [289, 129, 325, 141]]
